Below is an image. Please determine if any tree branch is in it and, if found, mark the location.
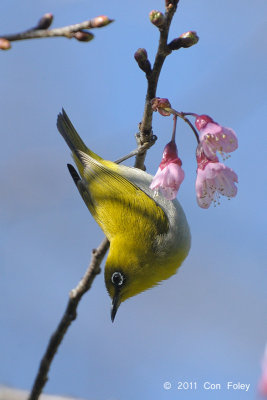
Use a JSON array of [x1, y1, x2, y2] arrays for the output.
[[28, 238, 110, 400], [114, 135, 157, 164], [0, 14, 113, 49], [134, 0, 180, 170]]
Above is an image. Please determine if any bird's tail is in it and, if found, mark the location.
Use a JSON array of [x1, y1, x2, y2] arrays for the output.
[[57, 108, 102, 162]]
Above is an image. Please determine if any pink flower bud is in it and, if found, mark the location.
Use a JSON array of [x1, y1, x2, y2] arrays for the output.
[[74, 31, 94, 42], [151, 98, 172, 116], [149, 10, 165, 28], [195, 115, 214, 130], [150, 141, 184, 200], [91, 15, 113, 28], [0, 38, 11, 50]]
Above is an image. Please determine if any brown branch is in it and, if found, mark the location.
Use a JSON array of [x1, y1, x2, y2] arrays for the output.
[[134, 0, 180, 170], [28, 238, 110, 400], [114, 136, 157, 164], [0, 14, 113, 49]]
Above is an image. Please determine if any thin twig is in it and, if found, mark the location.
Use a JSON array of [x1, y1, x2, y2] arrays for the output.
[[169, 108, 200, 143], [28, 238, 110, 400], [181, 116, 200, 143], [171, 115, 177, 142], [134, 0, 180, 170], [0, 15, 113, 45], [114, 136, 157, 164]]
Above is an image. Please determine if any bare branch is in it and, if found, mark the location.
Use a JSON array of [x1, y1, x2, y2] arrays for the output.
[[0, 14, 113, 49], [168, 108, 200, 143], [114, 135, 157, 164], [28, 238, 110, 400], [134, 0, 180, 170]]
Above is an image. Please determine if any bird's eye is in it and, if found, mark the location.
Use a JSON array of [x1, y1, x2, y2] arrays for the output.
[[111, 272, 124, 286]]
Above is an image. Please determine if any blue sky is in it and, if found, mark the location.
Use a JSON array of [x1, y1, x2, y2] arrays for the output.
[[0, 1, 266, 399]]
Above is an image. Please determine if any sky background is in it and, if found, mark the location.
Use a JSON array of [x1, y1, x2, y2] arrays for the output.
[[0, 0, 266, 399]]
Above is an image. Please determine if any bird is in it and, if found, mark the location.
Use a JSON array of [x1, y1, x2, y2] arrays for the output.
[[57, 109, 191, 321]]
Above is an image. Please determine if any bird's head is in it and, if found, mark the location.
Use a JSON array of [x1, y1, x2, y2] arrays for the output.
[[104, 237, 185, 322], [104, 238, 159, 322]]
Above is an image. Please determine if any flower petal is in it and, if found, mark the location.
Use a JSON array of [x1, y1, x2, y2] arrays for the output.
[[221, 127, 238, 152], [195, 161, 238, 208], [150, 162, 184, 200], [199, 122, 238, 158]]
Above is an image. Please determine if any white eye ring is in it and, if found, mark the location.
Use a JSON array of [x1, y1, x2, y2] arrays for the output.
[[111, 272, 124, 286]]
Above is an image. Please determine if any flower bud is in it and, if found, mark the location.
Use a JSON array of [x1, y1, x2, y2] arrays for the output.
[[36, 13, 54, 30], [195, 115, 214, 131], [149, 10, 165, 28], [91, 15, 113, 28], [168, 31, 199, 50], [165, 0, 174, 10], [74, 31, 94, 42], [134, 48, 148, 63], [151, 98, 172, 116], [134, 48, 151, 74], [0, 38, 11, 50], [179, 31, 199, 47]]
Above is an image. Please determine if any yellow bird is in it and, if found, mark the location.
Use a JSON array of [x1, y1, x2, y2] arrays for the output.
[[57, 109, 191, 321]]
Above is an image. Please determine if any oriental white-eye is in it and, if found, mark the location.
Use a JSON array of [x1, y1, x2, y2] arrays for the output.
[[57, 109, 191, 321]]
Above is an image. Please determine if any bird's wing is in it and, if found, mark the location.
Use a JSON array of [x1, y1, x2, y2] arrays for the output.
[[77, 151, 169, 241]]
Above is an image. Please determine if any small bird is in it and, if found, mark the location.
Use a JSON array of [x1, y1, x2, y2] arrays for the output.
[[57, 109, 191, 321]]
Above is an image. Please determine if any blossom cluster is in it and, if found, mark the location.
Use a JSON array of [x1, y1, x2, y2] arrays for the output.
[[150, 98, 238, 208]]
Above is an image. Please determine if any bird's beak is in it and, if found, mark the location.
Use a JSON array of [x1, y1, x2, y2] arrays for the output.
[[111, 290, 121, 322]]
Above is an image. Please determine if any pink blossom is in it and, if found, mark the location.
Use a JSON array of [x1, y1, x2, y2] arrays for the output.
[[195, 144, 238, 208], [150, 141, 184, 200], [258, 344, 267, 397], [195, 114, 238, 160]]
